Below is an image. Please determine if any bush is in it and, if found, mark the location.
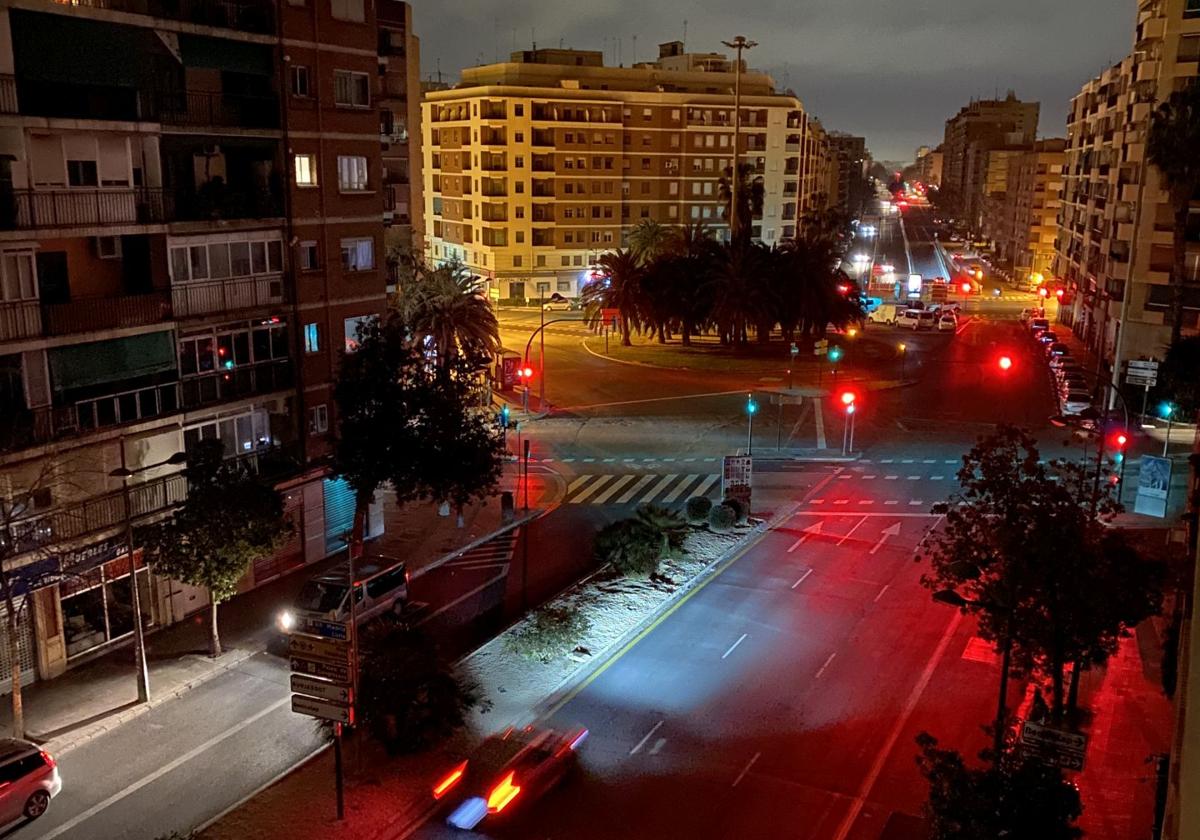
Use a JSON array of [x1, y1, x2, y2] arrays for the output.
[[358, 618, 486, 754], [635, 503, 688, 555], [595, 518, 661, 578], [722, 496, 749, 524], [506, 605, 592, 663], [685, 495, 713, 524], [708, 503, 737, 533]]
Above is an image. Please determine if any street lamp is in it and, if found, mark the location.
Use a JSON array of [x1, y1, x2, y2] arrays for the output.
[[721, 35, 758, 243], [897, 343, 907, 380], [109, 447, 188, 703], [745, 392, 758, 455]]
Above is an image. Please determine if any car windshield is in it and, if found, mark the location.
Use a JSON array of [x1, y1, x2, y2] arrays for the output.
[[296, 581, 347, 613]]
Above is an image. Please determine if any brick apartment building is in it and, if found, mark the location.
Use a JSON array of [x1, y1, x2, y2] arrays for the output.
[[420, 42, 838, 303], [0, 0, 419, 689]]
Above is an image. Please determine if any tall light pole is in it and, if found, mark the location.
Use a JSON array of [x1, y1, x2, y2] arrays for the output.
[[109, 446, 188, 704], [721, 35, 757, 243]]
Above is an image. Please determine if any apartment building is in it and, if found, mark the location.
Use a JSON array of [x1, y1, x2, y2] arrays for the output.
[[421, 43, 835, 303], [1055, 0, 1200, 375], [0, 0, 418, 689], [913, 145, 943, 187], [378, 0, 423, 264], [825, 132, 869, 215], [941, 92, 1039, 229], [984, 139, 1067, 284]]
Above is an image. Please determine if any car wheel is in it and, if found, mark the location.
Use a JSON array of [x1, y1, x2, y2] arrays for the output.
[[24, 790, 49, 820]]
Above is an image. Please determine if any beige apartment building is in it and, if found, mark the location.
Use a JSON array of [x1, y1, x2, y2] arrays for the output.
[[981, 139, 1065, 283], [1054, 0, 1200, 373], [421, 43, 835, 303]]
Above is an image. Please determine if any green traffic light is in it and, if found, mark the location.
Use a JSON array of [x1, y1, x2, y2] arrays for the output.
[[829, 346, 844, 363]]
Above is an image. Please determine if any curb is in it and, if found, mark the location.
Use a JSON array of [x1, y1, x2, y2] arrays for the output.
[[195, 743, 334, 837], [413, 508, 546, 579], [41, 644, 261, 756]]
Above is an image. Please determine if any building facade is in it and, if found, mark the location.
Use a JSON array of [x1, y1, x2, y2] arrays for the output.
[[421, 44, 835, 302], [825, 132, 869, 216], [1055, 0, 1200, 375], [988, 139, 1066, 284], [0, 0, 417, 689]]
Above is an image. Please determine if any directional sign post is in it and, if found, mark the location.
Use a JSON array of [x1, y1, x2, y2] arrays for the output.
[[722, 455, 753, 510], [298, 618, 350, 642], [289, 633, 352, 665], [286, 629, 355, 819], [1019, 721, 1087, 771], [291, 674, 353, 705], [291, 694, 353, 725]]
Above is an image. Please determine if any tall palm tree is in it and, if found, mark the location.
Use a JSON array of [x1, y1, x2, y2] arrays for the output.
[[581, 249, 644, 346], [709, 240, 770, 345], [668, 223, 718, 345], [1147, 80, 1200, 348], [627, 218, 674, 264], [399, 261, 499, 371], [718, 163, 765, 244]]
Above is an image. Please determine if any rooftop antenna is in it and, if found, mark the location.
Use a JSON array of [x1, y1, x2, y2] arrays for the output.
[[532, 27, 536, 51], [632, 34, 637, 64], [683, 19, 688, 48], [436, 57, 443, 84]]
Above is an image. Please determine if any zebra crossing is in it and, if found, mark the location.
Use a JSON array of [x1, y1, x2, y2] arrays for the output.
[[563, 472, 721, 505]]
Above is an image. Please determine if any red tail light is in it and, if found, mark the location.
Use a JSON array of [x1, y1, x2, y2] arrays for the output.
[[432, 761, 467, 799], [39, 751, 55, 769], [486, 771, 521, 813]]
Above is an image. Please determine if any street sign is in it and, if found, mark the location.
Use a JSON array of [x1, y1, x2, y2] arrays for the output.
[[290, 656, 352, 684], [813, 339, 829, 357], [292, 694, 353, 725], [297, 618, 349, 641], [722, 455, 753, 507], [1019, 721, 1087, 771], [291, 674, 353, 705], [289, 633, 351, 665], [1126, 359, 1159, 388], [1134, 455, 1172, 518], [1127, 359, 1159, 371]]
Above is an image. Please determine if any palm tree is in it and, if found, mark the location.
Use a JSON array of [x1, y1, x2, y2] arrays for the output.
[[778, 236, 863, 340], [663, 222, 717, 346], [1147, 80, 1200, 348], [718, 163, 765, 244], [709, 240, 771, 345], [398, 260, 499, 371], [581, 249, 644, 346], [627, 219, 674, 263]]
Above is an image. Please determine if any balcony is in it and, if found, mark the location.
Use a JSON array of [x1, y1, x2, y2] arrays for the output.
[[0, 188, 168, 231], [43, 292, 172, 336], [180, 359, 293, 410], [53, 0, 276, 35], [157, 90, 280, 130], [74, 381, 181, 433], [172, 276, 283, 318], [0, 75, 15, 115], [0, 300, 42, 342], [531, 131, 555, 147]]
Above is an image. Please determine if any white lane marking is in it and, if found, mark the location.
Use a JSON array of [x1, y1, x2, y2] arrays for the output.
[[884, 475, 899, 480], [592, 474, 637, 504], [815, 652, 837, 679], [662, 474, 701, 504], [623, 458, 635, 462], [683, 458, 697, 462], [567, 475, 594, 494], [834, 499, 849, 505], [573, 475, 614, 503], [630, 720, 664, 756], [792, 511, 940, 517], [788, 522, 824, 552], [638, 473, 678, 504], [863, 475, 877, 480], [791, 569, 813, 589], [691, 474, 721, 498], [616, 474, 656, 504], [837, 475, 854, 480], [583, 457, 595, 463], [906, 475, 921, 480], [541, 458, 555, 463], [703, 457, 717, 462], [722, 633, 749, 660], [648, 738, 666, 756], [860, 458, 873, 463], [561, 458, 575, 463], [662, 458, 676, 462], [837, 516, 869, 545], [884, 500, 899, 506], [923, 459, 936, 464], [909, 500, 924, 506], [831, 612, 964, 840], [859, 500, 874, 505], [901, 459, 914, 464], [880, 459, 895, 463], [930, 475, 944, 481], [732, 751, 762, 787], [944, 460, 957, 465], [603, 458, 616, 463], [813, 397, 827, 450], [874, 584, 890, 603], [869, 523, 902, 556], [39, 696, 292, 840]]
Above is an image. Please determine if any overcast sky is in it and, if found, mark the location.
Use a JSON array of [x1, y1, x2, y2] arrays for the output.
[[415, 0, 1135, 162]]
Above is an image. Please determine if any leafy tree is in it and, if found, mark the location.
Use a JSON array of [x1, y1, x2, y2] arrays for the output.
[[718, 162, 765, 244], [709, 240, 772, 345], [357, 618, 485, 753], [140, 440, 290, 656], [1147, 79, 1200, 347], [594, 518, 661, 578], [581, 249, 644, 346], [708, 503, 737, 533], [1158, 335, 1200, 422], [916, 732, 1083, 840]]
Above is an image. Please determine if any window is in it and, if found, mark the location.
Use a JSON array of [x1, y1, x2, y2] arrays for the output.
[[1178, 34, 1200, 62], [516, 231, 525, 243], [290, 66, 311, 97], [573, 255, 583, 266], [515, 155, 524, 168], [337, 156, 369, 191], [557, 280, 571, 292], [515, 206, 525, 219], [344, 316, 371, 351], [333, 70, 370, 107], [309, 404, 328, 435], [302, 323, 319, 353], [330, 0, 365, 22], [561, 256, 570, 266], [300, 241, 318, 270], [536, 255, 546, 267], [96, 236, 121, 259], [669, 182, 678, 196], [668, 205, 678, 219], [67, 160, 98, 187], [294, 154, 318, 187], [515, 181, 525, 194], [0, 251, 36, 302], [340, 237, 374, 271], [513, 255, 522, 267], [515, 104, 524, 117], [515, 132, 524, 142]]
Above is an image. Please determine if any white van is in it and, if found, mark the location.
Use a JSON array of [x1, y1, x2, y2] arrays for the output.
[[901, 309, 937, 331], [868, 303, 908, 325], [278, 556, 409, 634]]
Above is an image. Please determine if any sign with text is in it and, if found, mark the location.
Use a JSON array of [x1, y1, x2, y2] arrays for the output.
[[722, 455, 753, 508], [291, 694, 353, 725], [291, 674, 352, 705], [288, 633, 351, 666], [813, 339, 829, 357], [298, 618, 349, 642], [1134, 455, 1172, 518], [1125, 359, 1159, 388], [290, 656, 351, 685], [1019, 721, 1087, 771]]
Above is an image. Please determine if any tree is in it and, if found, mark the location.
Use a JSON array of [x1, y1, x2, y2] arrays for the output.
[[1148, 79, 1200, 348], [1158, 335, 1200, 434], [356, 618, 485, 753], [395, 259, 499, 371], [916, 732, 1083, 840], [581, 248, 644, 346], [627, 218, 673, 263], [718, 163, 765, 244], [140, 440, 290, 656], [709, 240, 772, 345]]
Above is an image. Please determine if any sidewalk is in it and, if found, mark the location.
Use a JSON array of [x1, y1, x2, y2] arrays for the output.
[[0, 474, 526, 757]]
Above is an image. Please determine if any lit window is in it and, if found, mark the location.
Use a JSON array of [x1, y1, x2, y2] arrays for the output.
[[294, 154, 318, 187], [304, 323, 320, 353], [337, 156, 369, 191], [340, 237, 375, 271], [309, 404, 328, 435], [330, 0, 365, 23], [300, 241, 318, 270], [290, 66, 311, 97]]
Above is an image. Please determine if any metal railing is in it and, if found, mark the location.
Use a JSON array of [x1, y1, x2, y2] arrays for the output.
[[0, 300, 41, 341], [157, 90, 280, 129], [180, 359, 293, 410], [0, 188, 168, 230], [42, 292, 172, 336], [75, 382, 181, 433], [0, 75, 16, 114], [171, 276, 284, 318]]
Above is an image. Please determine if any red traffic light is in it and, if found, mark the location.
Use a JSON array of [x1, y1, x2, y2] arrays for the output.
[[961, 282, 972, 294], [1038, 287, 1048, 298], [998, 355, 1013, 371], [1055, 288, 1065, 300], [523, 367, 534, 378], [839, 391, 857, 411], [1113, 432, 1128, 448]]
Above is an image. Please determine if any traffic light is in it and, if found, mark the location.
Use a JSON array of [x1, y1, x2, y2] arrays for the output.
[[828, 346, 844, 364], [1055, 288, 1065, 301], [746, 393, 758, 415], [499, 404, 510, 427], [516, 365, 534, 382], [840, 391, 857, 414], [998, 355, 1013, 371], [961, 281, 972, 294], [1111, 431, 1129, 464], [1038, 287, 1048, 298]]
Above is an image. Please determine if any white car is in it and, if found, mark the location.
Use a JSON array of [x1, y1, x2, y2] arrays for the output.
[[937, 314, 957, 332], [0, 740, 61, 826], [901, 310, 937, 331], [542, 298, 576, 311], [1062, 391, 1093, 415]]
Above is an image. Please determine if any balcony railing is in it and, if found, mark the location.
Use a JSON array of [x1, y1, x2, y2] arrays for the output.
[[0, 188, 168, 231], [171, 276, 284, 318], [180, 359, 293, 410], [42, 292, 172, 336], [0, 300, 42, 342], [157, 90, 280, 130], [75, 381, 181, 433], [55, 0, 276, 35], [0, 75, 16, 115]]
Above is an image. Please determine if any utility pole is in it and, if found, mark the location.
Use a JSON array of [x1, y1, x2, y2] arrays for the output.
[[539, 288, 546, 411], [721, 35, 757, 243]]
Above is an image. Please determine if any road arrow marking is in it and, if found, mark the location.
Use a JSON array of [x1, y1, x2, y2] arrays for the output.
[[869, 522, 902, 555], [788, 521, 824, 552]]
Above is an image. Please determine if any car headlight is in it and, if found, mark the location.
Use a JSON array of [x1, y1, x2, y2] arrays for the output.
[[278, 611, 296, 632]]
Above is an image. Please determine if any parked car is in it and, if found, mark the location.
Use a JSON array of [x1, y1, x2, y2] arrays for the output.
[[901, 309, 937, 331], [1062, 391, 1094, 415], [0, 740, 61, 826], [1028, 317, 1050, 334], [542, 297, 578, 311], [277, 556, 409, 634], [937, 314, 957, 332], [1036, 331, 1060, 347], [868, 303, 909, 326], [1019, 307, 1045, 324], [1046, 342, 1071, 358], [1048, 353, 1075, 372]]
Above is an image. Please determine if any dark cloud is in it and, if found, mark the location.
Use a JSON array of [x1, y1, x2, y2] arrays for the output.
[[415, 1, 1133, 161]]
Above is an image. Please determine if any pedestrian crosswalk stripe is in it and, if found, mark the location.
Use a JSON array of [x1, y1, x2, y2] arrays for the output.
[[573, 474, 614, 503], [567, 475, 593, 494], [662, 474, 701, 504], [616, 474, 656, 504], [591, 474, 637, 505], [692, 474, 720, 498], [641, 473, 677, 503]]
